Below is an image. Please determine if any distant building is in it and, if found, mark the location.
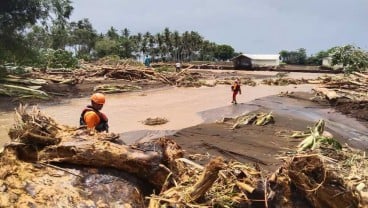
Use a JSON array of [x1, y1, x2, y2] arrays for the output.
[[231, 54, 280, 69], [322, 57, 343, 69]]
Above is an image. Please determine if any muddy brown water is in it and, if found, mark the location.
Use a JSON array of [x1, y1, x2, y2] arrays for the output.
[[1, 77, 367, 150], [0, 84, 313, 146]]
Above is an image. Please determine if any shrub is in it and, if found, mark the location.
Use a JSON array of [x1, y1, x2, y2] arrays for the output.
[[38, 49, 78, 69]]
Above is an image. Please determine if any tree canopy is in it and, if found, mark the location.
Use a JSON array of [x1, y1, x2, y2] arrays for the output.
[[0, 0, 73, 63], [330, 45, 368, 73], [2, 1, 367, 71]]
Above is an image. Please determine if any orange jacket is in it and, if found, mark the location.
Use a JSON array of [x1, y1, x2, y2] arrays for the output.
[[80, 106, 109, 132], [84, 111, 101, 129], [232, 83, 241, 92]]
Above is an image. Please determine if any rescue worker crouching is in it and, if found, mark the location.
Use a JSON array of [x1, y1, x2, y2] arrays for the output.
[[80, 93, 109, 133]]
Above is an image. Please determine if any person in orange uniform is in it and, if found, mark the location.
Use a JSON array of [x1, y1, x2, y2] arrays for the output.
[[231, 79, 241, 104], [80, 93, 109, 132]]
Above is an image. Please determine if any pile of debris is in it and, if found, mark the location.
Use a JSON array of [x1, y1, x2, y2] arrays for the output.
[[311, 72, 368, 121], [261, 77, 309, 86], [312, 72, 368, 102], [1, 59, 238, 101], [218, 111, 274, 129], [0, 106, 366, 207]]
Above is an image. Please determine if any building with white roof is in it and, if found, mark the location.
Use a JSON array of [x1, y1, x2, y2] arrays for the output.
[[231, 54, 280, 69]]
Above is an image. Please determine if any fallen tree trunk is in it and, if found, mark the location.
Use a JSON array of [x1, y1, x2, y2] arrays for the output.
[[8, 105, 184, 189], [313, 87, 339, 100], [10, 136, 182, 189]]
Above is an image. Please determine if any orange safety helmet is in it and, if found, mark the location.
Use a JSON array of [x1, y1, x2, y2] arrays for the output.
[[91, 93, 105, 105]]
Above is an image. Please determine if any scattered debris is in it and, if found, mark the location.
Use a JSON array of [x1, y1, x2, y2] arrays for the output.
[[0, 106, 367, 207], [294, 119, 342, 151], [262, 77, 308, 85], [93, 84, 142, 94], [226, 112, 275, 129], [142, 117, 169, 126]]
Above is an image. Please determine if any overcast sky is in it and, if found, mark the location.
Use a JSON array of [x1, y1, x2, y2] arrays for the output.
[[70, 0, 368, 55]]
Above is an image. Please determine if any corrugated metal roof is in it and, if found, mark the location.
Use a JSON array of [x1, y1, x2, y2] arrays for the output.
[[242, 54, 280, 60]]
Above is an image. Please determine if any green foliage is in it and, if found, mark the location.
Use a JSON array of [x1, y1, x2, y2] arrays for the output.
[[0, 0, 73, 62], [306, 50, 330, 65], [95, 38, 119, 58], [69, 18, 98, 58], [38, 49, 78, 68], [214, 44, 235, 61], [279, 48, 307, 65], [329, 45, 368, 73]]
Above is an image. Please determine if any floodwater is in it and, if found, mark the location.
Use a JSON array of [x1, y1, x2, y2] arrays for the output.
[[0, 71, 366, 148], [0, 83, 314, 146]]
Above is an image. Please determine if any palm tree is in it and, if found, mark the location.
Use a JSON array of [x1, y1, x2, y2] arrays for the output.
[[163, 27, 173, 61], [171, 31, 181, 61], [155, 33, 164, 61]]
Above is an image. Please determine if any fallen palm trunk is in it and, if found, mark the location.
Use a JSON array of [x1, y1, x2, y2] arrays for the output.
[[0, 148, 146, 207], [2, 106, 367, 207], [0, 84, 49, 99], [313, 87, 340, 100], [14, 139, 172, 188], [93, 84, 142, 94], [7, 105, 183, 189], [1, 77, 48, 85]]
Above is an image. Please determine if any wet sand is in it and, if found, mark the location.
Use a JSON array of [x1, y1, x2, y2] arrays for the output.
[[169, 92, 368, 172]]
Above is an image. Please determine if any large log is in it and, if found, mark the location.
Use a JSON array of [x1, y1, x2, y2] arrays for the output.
[[313, 87, 339, 100], [9, 105, 184, 189], [11, 136, 183, 189]]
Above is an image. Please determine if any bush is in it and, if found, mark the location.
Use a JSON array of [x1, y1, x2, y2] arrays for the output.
[[37, 49, 78, 69]]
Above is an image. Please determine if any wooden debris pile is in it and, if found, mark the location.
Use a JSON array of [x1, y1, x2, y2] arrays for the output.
[[148, 158, 266, 208], [217, 77, 257, 87], [272, 143, 367, 208], [1, 106, 367, 207], [261, 77, 309, 86], [149, 130, 366, 208], [312, 72, 368, 102], [174, 70, 206, 87], [93, 84, 142, 94], [4, 104, 183, 188]]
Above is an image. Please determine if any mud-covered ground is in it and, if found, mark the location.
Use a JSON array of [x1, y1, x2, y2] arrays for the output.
[[168, 92, 368, 173]]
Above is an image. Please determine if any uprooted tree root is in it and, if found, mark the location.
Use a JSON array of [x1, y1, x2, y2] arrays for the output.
[[0, 105, 367, 207]]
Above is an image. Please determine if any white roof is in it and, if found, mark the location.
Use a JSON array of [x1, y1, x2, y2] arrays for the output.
[[242, 54, 280, 60]]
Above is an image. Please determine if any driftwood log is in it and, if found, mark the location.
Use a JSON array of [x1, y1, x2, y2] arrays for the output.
[[313, 87, 339, 100], [9, 135, 184, 190], [8, 105, 183, 189]]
